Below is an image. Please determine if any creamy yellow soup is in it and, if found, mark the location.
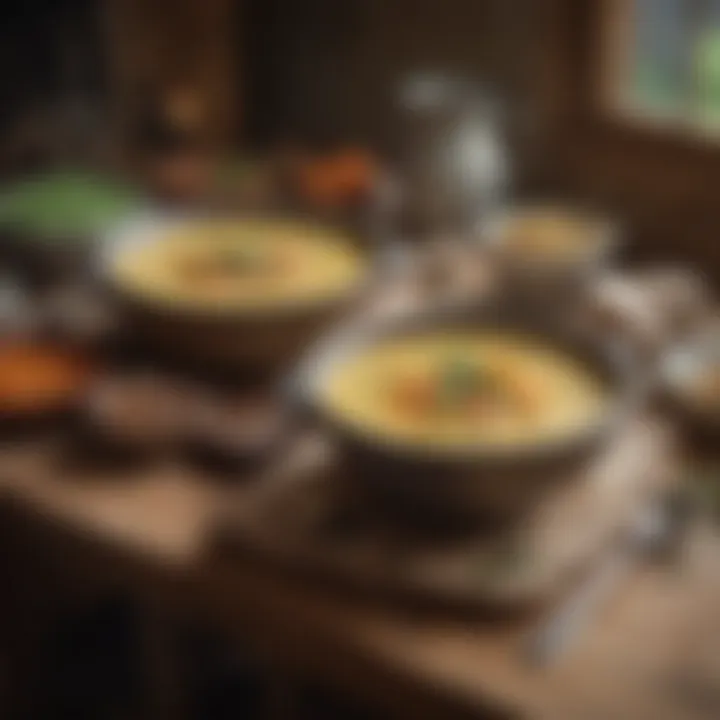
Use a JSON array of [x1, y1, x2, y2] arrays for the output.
[[113, 219, 366, 312], [501, 209, 601, 263], [322, 331, 607, 450]]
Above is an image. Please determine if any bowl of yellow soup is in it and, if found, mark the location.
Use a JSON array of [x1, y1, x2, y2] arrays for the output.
[[100, 212, 373, 371], [482, 204, 620, 304], [293, 301, 639, 526]]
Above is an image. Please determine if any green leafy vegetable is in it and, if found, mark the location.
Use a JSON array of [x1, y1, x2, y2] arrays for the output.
[[0, 170, 140, 238]]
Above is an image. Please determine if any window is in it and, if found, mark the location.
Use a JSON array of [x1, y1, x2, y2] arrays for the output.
[[602, 0, 720, 135]]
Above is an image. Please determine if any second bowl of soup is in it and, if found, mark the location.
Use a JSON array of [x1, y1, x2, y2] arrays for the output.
[[100, 213, 372, 371]]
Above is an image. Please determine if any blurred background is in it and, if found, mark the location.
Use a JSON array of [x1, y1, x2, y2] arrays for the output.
[[3, 1, 720, 270]]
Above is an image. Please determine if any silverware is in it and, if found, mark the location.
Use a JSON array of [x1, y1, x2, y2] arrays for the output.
[[525, 499, 677, 668]]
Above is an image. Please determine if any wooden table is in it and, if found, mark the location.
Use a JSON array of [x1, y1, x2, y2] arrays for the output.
[[0, 440, 719, 720]]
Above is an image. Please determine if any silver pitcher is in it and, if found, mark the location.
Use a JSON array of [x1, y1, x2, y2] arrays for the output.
[[396, 73, 511, 240]]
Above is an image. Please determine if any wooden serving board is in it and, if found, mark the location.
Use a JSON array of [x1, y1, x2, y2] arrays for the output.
[[216, 417, 679, 613]]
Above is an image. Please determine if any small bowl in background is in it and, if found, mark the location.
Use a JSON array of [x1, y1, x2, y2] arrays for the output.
[[0, 168, 144, 288], [0, 341, 95, 434], [480, 203, 621, 307]]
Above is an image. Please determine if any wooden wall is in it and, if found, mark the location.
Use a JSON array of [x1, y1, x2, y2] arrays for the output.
[[105, 0, 535, 153], [521, 0, 720, 278], [241, 0, 530, 153], [106, 0, 237, 149]]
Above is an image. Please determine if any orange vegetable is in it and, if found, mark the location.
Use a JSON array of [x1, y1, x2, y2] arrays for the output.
[[295, 148, 378, 207], [0, 344, 92, 413]]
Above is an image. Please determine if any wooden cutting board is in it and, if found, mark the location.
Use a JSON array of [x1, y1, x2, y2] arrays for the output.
[[216, 417, 679, 614]]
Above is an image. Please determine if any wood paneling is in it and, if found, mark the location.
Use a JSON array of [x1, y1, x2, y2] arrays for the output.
[[523, 0, 720, 280], [241, 0, 520, 151], [107, 0, 237, 150]]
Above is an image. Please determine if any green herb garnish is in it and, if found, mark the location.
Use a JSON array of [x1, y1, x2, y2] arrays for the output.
[[437, 356, 492, 410]]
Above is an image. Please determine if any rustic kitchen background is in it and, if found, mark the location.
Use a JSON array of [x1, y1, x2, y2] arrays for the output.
[[3, 1, 714, 279], [0, 1, 720, 718]]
